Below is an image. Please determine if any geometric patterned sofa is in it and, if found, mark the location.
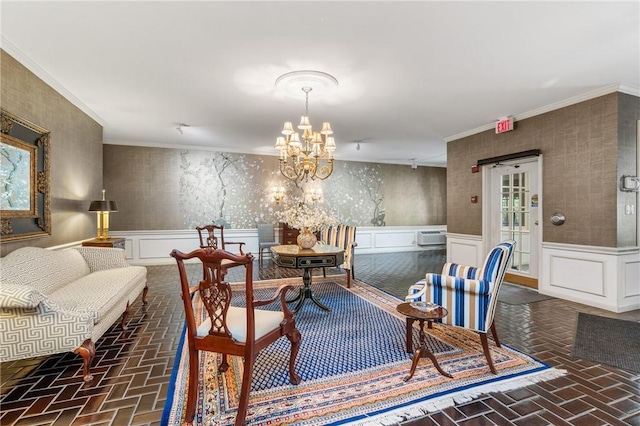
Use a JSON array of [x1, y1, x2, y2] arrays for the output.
[[0, 246, 148, 381]]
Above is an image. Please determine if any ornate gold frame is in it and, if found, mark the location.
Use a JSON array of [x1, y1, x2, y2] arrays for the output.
[[0, 109, 51, 242]]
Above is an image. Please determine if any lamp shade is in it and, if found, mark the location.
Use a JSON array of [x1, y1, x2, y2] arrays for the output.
[[89, 200, 119, 212]]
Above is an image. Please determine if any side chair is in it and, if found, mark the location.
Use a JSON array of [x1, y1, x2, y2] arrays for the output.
[[406, 240, 516, 374], [170, 248, 302, 426], [320, 225, 357, 288], [196, 224, 246, 277], [257, 223, 279, 263]]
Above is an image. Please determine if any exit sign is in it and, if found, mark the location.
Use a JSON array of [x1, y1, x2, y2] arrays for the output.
[[495, 117, 514, 134]]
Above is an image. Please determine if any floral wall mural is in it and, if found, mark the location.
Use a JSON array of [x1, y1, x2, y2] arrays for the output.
[[104, 145, 446, 231], [178, 151, 267, 228]]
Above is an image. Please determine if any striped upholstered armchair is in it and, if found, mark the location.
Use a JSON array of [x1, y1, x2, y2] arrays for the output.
[[320, 225, 357, 288], [406, 240, 515, 374]]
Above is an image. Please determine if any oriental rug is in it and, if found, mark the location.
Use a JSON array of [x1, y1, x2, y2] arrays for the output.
[[162, 277, 565, 425]]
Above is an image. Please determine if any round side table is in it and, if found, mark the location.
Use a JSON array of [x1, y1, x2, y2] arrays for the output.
[[396, 301, 453, 381]]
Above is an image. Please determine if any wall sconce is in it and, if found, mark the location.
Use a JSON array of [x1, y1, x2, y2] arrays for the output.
[[88, 189, 118, 240], [272, 186, 285, 203]]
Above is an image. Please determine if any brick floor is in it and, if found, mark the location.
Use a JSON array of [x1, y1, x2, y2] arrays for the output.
[[1, 251, 638, 425]]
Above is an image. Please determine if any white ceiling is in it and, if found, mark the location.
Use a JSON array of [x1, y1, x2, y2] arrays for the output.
[[1, 1, 639, 168]]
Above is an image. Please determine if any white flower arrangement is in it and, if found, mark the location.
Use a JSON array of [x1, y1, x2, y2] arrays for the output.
[[277, 197, 340, 233]]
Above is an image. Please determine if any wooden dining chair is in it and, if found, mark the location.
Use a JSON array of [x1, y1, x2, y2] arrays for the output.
[[171, 248, 302, 426], [196, 224, 246, 278]]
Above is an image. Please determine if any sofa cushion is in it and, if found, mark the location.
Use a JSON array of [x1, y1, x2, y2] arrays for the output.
[[0, 283, 46, 308], [74, 247, 130, 272], [47, 266, 147, 322], [0, 247, 89, 295]]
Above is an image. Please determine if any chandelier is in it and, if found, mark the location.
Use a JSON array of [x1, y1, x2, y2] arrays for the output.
[[274, 71, 337, 182]]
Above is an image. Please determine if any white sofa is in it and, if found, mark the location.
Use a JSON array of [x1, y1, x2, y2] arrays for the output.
[[0, 246, 148, 381]]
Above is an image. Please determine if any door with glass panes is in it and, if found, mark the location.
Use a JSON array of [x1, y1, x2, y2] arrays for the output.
[[489, 160, 539, 287]]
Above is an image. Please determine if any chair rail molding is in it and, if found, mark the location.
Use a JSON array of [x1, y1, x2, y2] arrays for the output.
[[541, 242, 640, 313], [104, 226, 447, 265]]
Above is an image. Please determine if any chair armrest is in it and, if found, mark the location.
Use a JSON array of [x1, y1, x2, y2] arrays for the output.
[[224, 241, 245, 255], [253, 284, 295, 316], [426, 273, 493, 295], [405, 280, 426, 301]]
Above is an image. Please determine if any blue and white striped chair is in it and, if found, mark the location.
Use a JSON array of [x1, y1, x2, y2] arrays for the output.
[[406, 240, 516, 374]]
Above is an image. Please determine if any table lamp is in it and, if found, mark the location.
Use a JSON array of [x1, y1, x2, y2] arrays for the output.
[[88, 189, 118, 240]]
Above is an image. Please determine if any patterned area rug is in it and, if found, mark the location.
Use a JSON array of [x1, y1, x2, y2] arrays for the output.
[[162, 277, 565, 425]]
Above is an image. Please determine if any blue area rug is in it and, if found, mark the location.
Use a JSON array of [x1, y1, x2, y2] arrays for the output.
[[238, 281, 457, 390], [163, 278, 565, 425]]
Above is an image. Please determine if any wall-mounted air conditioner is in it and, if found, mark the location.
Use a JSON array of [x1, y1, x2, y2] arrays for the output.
[[417, 230, 446, 246]]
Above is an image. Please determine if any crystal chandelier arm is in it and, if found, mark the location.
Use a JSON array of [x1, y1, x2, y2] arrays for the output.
[[312, 158, 334, 180]]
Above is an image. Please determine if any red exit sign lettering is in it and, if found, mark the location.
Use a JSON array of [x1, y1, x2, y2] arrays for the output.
[[495, 117, 514, 134]]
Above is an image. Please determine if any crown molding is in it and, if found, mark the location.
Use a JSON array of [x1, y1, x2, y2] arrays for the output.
[[445, 83, 639, 143], [1, 37, 106, 126]]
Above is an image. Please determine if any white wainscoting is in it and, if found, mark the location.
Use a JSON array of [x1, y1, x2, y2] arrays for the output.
[[110, 225, 447, 265], [443, 234, 640, 313], [541, 242, 640, 313], [445, 233, 485, 267]]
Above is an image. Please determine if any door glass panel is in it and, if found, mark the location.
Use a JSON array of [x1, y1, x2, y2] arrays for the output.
[[500, 171, 530, 273]]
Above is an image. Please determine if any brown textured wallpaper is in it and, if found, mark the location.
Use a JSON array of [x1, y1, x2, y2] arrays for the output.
[[447, 92, 638, 248], [1, 50, 104, 256]]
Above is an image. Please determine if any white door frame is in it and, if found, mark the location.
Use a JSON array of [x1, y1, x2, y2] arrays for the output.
[[482, 155, 543, 283]]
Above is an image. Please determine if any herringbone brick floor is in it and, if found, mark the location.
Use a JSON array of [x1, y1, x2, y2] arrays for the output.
[[1, 250, 639, 425]]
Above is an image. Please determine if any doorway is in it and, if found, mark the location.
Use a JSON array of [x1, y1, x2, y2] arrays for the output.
[[485, 158, 541, 288]]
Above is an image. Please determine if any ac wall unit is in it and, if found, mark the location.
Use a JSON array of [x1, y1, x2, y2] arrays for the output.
[[417, 231, 446, 246]]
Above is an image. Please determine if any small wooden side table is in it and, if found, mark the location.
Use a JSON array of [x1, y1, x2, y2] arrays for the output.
[[82, 237, 125, 249], [396, 301, 453, 381], [271, 244, 344, 313]]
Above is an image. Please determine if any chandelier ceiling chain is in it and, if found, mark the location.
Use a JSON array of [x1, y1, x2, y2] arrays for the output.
[[274, 71, 337, 183]]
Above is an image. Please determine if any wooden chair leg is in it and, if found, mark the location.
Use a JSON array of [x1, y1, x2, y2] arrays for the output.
[[286, 328, 302, 385], [490, 321, 501, 347], [323, 267, 327, 277], [479, 332, 498, 374], [185, 349, 199, 425], [218, 354, 229, 372], [142, 285, 149, 305], [236, 356, 255, 426], [346, 268, 351, 288]]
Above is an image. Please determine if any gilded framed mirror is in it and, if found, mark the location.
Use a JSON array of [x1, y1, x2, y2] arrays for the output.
[[0, 109, 51, 242]]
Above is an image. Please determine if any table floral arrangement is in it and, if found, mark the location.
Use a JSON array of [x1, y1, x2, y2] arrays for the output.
[[277, 197, 339, 248]]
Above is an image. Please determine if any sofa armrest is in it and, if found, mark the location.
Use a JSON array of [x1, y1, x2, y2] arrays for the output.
[[0, 304, 94, 363], [74, 247, 130, 272], [0, 284, 47, 308]]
